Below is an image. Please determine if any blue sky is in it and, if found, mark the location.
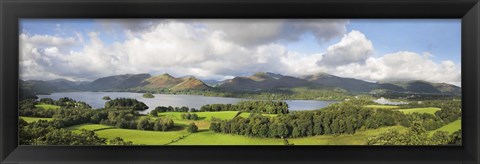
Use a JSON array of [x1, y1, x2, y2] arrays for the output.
[[19, 19, 462, 86], [283, 19, 461, 64]]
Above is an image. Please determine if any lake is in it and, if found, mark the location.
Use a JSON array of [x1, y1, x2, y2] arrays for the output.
[[37, 92, 338, 114]]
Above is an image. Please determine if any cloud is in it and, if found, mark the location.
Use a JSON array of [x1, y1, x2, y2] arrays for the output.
[[317, 30, 374, 66], [195, 19, 348, 47], [20, 34, 76, 48], [332, 51, 461, 86], [19, 19, 461, 86]]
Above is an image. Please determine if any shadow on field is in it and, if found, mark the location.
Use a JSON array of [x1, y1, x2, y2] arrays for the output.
[[197, 129, 209, 132], [170, 126, 185, 131]]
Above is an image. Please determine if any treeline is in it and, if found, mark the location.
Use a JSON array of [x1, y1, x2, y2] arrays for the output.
[[181, 113, 199, 120], [40, 97, 92, 109], [200, 100, 289, 114], [97, 108, 174, 131], [210, 100, 409, 138], [105, 98, 148, 111], [119, 86, 350, 101], [19, 97, 93, 118], [150, 106, 199, 115], [19, 119, 132, 145], [19, 99, 56, 118]]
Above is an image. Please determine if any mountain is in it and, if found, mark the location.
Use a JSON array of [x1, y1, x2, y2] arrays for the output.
[[19, 79, 84, 99], [20, 79, 82, 94], [143, 74, 210, 91], [384, 80, 461, 95], [301, 72, 379, 92], [302, 72, 460, 95], [143, 73, 183, 89], [84, 74, 151, 91], [19, 72, 461, 98], [218, 72, 315, 91]]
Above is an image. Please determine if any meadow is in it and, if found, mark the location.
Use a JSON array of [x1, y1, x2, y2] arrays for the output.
[[363, 105, 400, 109], [66, 123, 409, 145], [20, 116, 53, 123], [398, 107, 441, 115], [34, 103, 61, 110], [428, 119, 461, 135]]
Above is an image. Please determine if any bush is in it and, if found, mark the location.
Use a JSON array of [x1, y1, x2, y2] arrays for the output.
[[142, 93, 155, 98], [102, 96, 111, 100], [187, 123, 198, 133]]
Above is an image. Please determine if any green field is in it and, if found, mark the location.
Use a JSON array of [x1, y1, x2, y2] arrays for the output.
[[154, 111, 277, 121], [66, 123, 114, 131], [156, 111, 241, 121], [364, 105, 400, 109], [34, 103, 61, 110], [429, 119, 461, 135], [399, 107, 441, 115], [89, 125, 407, 145], [95, 128, 188, 145], [20, 116, 54, 123], [171, 130, 283, 145], [288, 126, 407, 145]]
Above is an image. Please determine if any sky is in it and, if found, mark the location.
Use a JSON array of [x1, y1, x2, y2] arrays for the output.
[[19, 19, 461, 86]]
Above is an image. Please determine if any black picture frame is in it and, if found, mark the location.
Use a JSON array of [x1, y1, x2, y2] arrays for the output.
[[1, 0, 479, 163]]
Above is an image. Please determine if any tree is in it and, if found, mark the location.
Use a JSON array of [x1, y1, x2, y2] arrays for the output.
[[150, 110, 158, 117], [109, 137, 133, 145], [36, 129, 106, 145], [102, 96, 111, 100], [142, 93, 155, 98], [449, 130, 462, 145], [39, 98, 54, 104], [190, 113, 199, 120], [187, 123, 198, 133], [137, 118, 151, 130]]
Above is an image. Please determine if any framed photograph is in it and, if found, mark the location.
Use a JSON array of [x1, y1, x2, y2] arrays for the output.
[[1, 0, 479, 163]]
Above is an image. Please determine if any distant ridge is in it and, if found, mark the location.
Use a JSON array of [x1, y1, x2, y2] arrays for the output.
[[20, 72, 461, 96]]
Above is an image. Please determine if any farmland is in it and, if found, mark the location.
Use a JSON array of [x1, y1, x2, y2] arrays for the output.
[[363, 105, 400, 109], [20, 116, 53, 123], [34, 103, 61, 110], [429, 119, 461, 135], [399, 107, 441, 115]]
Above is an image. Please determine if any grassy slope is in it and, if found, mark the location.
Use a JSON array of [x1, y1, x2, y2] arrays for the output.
[[173, 126, 407, 145], [95, 128, 188, 145], [154, 111, 276, 121], [171, 130, 283, 145], [157, 111, 241, 121], [34, 103, 61, 110], [429, 119, 461, 135], [60, 111, 413, 145], [363, 105, 399, 109], [20, 116, 54, 123], [398, 107, 441, 115], [66, 123, 114, 131], [289, 126, 407, 145]]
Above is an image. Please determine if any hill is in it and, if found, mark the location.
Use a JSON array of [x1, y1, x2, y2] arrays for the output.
[[143, 74, 210, 91], [84, 74, 151, 91], [19, 72, 461, 99], [218, 72, 315, 91]]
